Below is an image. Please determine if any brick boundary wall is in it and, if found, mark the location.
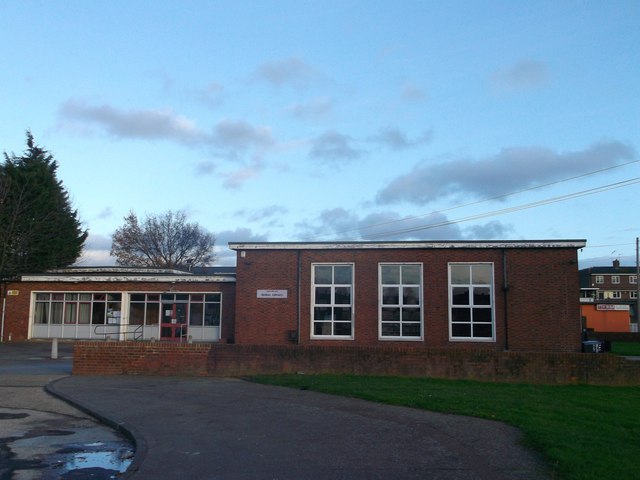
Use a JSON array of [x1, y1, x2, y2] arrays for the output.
[[73, 342, 640, 385]]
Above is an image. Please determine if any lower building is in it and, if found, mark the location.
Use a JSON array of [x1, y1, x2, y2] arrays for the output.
[[1, 267, 236, 342]]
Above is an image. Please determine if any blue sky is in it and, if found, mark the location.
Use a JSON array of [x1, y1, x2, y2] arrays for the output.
[[1, 1, 638, 267]]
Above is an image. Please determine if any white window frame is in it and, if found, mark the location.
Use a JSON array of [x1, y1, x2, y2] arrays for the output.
[[311, 263, 354, 340], [448, 263, 495, 342], [630, 276, 637, 285], [612, 275, 620, 284], [378, 263, 423, 341], [595, 275, 604, 284], [611, 291, 622, 299], [631, 291, 638, 299]]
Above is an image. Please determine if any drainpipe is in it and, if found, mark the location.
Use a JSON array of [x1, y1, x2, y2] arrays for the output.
[[1, 295, 5, 343], [296, 250, 301, 345], [502, 249, 509, 351]]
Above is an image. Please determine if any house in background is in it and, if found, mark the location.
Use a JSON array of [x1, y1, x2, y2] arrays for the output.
[[2, 239, 587, 352], [580, 260, 639, 332], [229, 240, 586, 352]]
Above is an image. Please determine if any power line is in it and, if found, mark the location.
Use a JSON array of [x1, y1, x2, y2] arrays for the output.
[[312, 160, 640, 240]]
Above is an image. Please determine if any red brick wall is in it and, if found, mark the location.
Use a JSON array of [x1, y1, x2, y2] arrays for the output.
[[3, 280, 235, 342], [73, 342, 640, 386], [234, 247, 582, 352]]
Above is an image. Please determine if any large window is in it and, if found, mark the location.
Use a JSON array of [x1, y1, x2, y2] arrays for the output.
[[449, 263, 494, 341], [312, 264, 353, 338], [34, 293, 121, 326], [379, 264, 422, 339], [612, 275, 620, 284], [128, 293, 221, 327]]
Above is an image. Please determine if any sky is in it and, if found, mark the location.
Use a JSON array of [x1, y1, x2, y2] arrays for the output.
[[1, 1, 638, 267]]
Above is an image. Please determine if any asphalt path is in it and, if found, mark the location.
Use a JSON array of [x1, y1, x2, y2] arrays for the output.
[[1, 342, 551, 479]]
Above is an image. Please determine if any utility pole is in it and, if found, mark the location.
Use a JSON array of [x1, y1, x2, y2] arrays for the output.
[[636, 237, 639, 331]]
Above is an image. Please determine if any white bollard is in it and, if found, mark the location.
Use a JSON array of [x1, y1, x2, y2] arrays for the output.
[[51, 338, 58, 359]]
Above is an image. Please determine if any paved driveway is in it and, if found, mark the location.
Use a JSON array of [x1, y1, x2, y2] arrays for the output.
[[51, 375, 551, 480]]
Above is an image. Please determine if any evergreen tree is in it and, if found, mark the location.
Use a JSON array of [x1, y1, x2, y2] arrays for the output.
[[0, 132, 87, 279]]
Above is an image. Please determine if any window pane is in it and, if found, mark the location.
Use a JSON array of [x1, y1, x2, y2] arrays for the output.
[[35, 303, 48, 324], [473, 308, 492, 323], [314, 322, 332, 335], [382, 307, 400, 321], [381, 323, 400, 336], [452, 308, 470, 322], [472, 265, 491, 285], [64, 303, 77, 324], [314, 307, 332, 321], [403, 286, 420, 305], [334, 286, 351, 305], [147, 294, 160, 301], [382, 287, 399, 305], [65, 293, 78, 301], [334, 307, 352, 321], [79, 293, 92, 301], [92, 303, 106, 324], [402, 307, 421, 322], [452, 323, 471, 337], [473, 287, 491, 305], [450, 265, 470, 284], [162, 294, 175, 301], [381, 265, 400, 284], [473, 324, 493, 337], [315, 287, 331, 304], [402, 323, 421, 337], [189, 303, 204, 326], [334, 265, 352, 284], [52, 293, 64, 301], [108, 293, 122, 301], [131, 294, 145, 302], [314, 266, 332, 284], [130, 303, 145, 325], [190, 294, 204, 302], [205, 293, 221, 302], [36, 293, 50, 301], [204, 303, 220, 326], [334, 322, 352, 336], [51, 303, 63, 324], [452, 287, 469, 305], [175, 294, 189, 301], [93, 294, 106, 301], [145, 303, 159, 325], [401, 265, 421, 285], [78, 303, 91, 324]]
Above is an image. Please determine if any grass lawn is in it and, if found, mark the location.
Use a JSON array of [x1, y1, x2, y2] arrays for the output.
[[612, 341, 640, 356], [250, 374, 640, 480]]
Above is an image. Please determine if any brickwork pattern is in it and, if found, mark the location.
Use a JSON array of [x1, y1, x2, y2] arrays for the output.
[[235, 247, 582, 352], [73, 342, 640, 386]]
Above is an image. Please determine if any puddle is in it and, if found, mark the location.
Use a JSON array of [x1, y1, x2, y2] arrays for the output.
[[50, 441, 134, 479]]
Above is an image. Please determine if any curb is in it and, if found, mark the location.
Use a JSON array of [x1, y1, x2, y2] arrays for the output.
[[45, 376, 146, 479]]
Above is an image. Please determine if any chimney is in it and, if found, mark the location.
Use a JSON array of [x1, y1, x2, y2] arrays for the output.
[[613, 259, 620, 269]]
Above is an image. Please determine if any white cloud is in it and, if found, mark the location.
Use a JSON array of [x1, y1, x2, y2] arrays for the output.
[[60, 100, 205, 145], [369, 128, 433, 150], [254, 57, 320, 89], [308, 130, 363, 162], [286, 97, 333, 120], [377, 141, 636, 205], [491, 60, 550, 91]]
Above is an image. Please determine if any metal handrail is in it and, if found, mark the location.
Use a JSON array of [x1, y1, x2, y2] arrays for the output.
[[94, 323, 144, 341]]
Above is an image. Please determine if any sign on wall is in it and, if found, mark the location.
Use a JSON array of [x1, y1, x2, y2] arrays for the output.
[[257, 289, 288, 299], [597, 304, 630, 311], [7, 290, 19, 296]]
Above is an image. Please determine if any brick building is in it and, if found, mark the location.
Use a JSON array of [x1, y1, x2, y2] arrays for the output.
[[1, 267, 236, 342], [580, 260, 639, 332], [229, 240, 585, 352], [2, 240, 586, 352]]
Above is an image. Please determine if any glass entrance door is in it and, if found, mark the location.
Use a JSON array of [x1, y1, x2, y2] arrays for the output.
[[160, 302, 188, 340]]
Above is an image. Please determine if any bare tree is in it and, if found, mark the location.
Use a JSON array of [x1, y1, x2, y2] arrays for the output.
[[111, 210, 216, 269]]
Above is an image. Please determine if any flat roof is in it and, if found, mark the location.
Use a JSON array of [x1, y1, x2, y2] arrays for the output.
[[19, 266, 236, 283], [229, 240, 587, 250]]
